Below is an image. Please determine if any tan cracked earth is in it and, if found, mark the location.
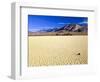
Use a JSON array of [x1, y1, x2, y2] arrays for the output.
[[28, 36, 88, 66]]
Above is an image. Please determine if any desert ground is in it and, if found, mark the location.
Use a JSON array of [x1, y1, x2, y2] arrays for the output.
[[28, 36, 87, 66], [28, 32, 87, 36]]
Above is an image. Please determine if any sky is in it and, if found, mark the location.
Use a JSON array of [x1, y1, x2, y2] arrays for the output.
[[28, 15, 88, 32]]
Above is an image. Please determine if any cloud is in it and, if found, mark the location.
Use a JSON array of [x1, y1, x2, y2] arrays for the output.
[[57, 22, 67, 24], [79, 21, 87, 24], [57, 22, 73, 25], [29, 28, 40, 32]]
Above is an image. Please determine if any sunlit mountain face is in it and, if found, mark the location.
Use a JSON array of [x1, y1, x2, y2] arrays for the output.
[[37, 23, 88, 33]]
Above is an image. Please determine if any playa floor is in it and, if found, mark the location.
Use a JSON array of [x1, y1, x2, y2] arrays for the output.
[[28, 36, 88, 66]]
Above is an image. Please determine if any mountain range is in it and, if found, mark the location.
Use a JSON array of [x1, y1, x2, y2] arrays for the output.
[[38, 24, 88, 33]]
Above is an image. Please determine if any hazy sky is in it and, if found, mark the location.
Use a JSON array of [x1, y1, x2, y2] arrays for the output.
[[28, 15, 88, 32]]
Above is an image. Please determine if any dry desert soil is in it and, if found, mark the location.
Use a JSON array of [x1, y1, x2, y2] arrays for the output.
[[28, 36, 88, 66]]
